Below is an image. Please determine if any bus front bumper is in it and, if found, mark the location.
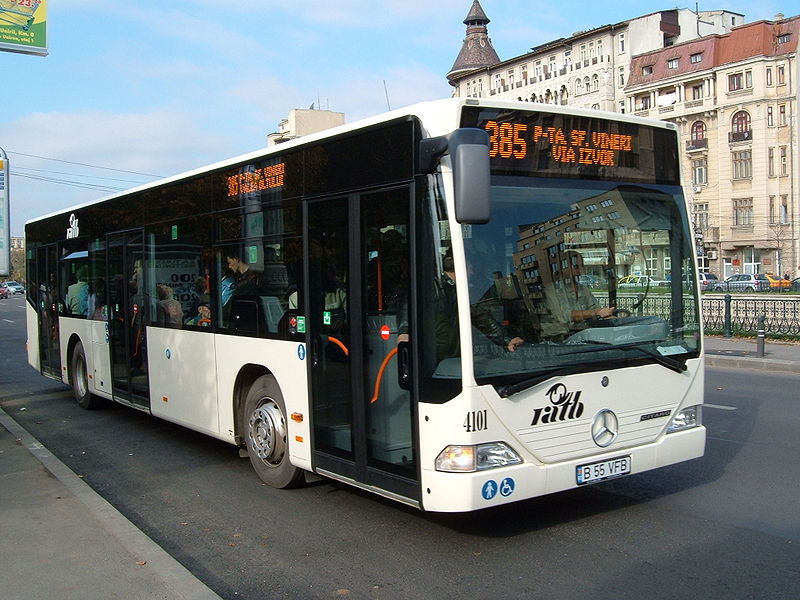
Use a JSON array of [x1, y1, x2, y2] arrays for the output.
[[419, 425, 706, 512]]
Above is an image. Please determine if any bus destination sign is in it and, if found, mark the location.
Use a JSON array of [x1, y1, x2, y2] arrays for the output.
[[486, 121, 633, 167], [227, 162, 285, 197], [460, 106, 680, 185]]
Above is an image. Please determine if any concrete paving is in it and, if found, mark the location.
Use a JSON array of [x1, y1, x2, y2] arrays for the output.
[[0, 407, 222, 600], [1, 335, 796, 599]]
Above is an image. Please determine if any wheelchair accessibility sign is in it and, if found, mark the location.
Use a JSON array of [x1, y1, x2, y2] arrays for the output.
[[482, 477, 515, 500]]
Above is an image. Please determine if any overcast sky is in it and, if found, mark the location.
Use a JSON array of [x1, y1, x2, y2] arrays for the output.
[[0, 0, 786, 235]]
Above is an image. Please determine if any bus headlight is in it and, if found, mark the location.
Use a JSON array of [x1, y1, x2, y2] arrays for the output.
[[435, 442, 522, 472], [666, 406, 700, 433]]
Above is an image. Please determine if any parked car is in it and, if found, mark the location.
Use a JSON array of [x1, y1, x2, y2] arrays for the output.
[[763, 274, 791, 290], [711, 273, 771, 293], [792, 277, 800, 292], [618, 275, 664, 288], [2, 280, 25, 295], [0, 283, 8, 299], [697, 273, 719, 290]]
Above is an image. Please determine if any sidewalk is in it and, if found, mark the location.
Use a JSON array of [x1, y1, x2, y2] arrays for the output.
[[703, 334, 800, 374], [0, 407, 223, 600]]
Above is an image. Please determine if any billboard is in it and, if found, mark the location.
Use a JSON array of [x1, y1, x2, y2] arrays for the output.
[[0, 149, 9, 277], [0, 0, 47, 57]]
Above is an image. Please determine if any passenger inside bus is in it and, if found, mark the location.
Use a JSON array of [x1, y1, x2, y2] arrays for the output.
[[65, 265, 89, 317], [156, 284, 184, 328], [433, 248, 524, 361], [186, 301, 212, 327]]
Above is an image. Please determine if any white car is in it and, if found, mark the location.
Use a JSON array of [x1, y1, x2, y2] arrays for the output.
[[2, 280, 25, 295]]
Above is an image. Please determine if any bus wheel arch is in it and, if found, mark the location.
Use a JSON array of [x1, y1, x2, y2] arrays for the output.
[[237, 368, 305, 489]]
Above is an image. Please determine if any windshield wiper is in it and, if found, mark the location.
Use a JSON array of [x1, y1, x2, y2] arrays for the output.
[[565, 341, 687, 373], [495, 364, 587, 397]]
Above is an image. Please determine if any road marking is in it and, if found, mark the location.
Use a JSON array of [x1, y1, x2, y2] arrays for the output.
[[704, 403, 737, 411], [2, 319, 14, 324]]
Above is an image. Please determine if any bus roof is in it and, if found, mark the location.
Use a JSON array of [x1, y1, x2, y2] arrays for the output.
[[26, 97, 676, 226]]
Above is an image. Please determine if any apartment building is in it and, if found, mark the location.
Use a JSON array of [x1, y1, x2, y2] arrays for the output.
[[625, 15, 799, 277], [448, 1, 740, 114]]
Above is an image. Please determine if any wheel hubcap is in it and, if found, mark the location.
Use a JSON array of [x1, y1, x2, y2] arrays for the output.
[[248, 399, 286, 467]]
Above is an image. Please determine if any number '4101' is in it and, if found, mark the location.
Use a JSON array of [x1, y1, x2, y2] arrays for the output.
[[464, 410, 488, 432]]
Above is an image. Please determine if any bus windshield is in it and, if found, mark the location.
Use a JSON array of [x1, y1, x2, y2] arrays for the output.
[[461, 176, 700, 385]]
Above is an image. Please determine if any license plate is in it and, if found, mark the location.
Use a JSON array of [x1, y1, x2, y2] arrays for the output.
[[576, 456, 631, 485]]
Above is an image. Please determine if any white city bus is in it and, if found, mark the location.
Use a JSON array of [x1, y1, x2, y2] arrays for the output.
[[25, 98, 705, 512]]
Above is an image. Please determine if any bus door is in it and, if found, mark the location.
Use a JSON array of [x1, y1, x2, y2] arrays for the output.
[[306, 186, 418, 503], [35, 244, 61, 378], [106, 231, 150, 409]]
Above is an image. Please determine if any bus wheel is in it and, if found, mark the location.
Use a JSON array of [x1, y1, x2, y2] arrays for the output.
[[242, 375, 305, 489], [71, 342, 99, 410]]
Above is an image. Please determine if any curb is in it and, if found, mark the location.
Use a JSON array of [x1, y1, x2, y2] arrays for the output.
[[705, 354, 800, 374], [0, 407, 223, 600]]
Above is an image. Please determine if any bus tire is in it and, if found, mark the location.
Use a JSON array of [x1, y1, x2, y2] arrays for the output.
[[71, 342, 100, 410], [242, 374, 305, 489]]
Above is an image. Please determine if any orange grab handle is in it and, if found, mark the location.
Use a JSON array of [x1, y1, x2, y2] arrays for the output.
[[327, 336, 349, 357], [370, 347, 398, 404]]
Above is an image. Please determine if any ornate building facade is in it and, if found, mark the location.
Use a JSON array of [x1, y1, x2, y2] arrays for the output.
[[448, 2, 799, 278]]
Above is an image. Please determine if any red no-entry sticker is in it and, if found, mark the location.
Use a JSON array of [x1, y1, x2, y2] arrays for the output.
[[380, 325, 391, 340]]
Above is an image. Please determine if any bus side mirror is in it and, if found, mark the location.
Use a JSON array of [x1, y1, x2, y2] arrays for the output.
[[418, 128, 491, 225]]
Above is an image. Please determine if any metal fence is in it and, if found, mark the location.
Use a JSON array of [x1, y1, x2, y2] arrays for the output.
[[703, 295, 800, 336], [599, 293, 800, 336]]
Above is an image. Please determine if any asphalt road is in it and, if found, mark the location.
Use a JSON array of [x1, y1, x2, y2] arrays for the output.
[[1, 297, 799, 600]]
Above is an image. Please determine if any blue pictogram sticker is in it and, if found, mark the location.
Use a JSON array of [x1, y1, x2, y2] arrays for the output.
[[482, 480, 498, 500], [297, 344, 306, 360], [499, 477, 515, 497]]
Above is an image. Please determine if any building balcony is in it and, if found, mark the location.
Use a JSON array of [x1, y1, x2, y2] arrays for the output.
[[728, 130, 752, 143], [686, 138, 708, 151]]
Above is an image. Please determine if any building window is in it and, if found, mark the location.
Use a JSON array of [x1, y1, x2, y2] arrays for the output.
[[777, 33, 791, 44], [733, 198, 753, 226], [780, 147, 788, 176], [591, 74, 599, 91], [690, 53, 703, 64], [694, 203, 709, 231], [637, 95, 651, 110], [619, 32, 625, 54], [777, 65, 785, 85], [667, 58, 679, 69], [769, 148, 775, 177], [780, 196, 789, 224], [731, 151, 752, 180], [597, 39, 603, 57], [732, 110, 751, 133], [691, 121, 706, 141], [728, 70, 752, 91], [645, 248, 658, 277], [769, 196, 776, 223], [779, 104, 787, 126], [691, 84, 703, 100], [580, 44, 588, 62], [642, 65, 653, 76], [692, 159, 707, 185], [618, 66, 625, 87], [767, 106, 774, 127], [575, 78, 583, 95], [766, 67, 773, 86]]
